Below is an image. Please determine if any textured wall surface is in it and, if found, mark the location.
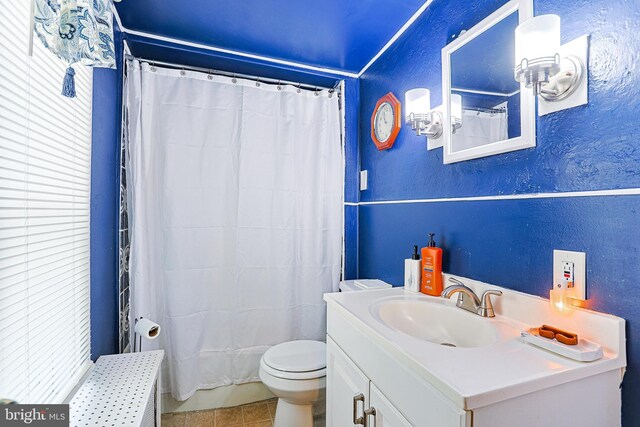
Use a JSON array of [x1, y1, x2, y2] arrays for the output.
[[360, 0, 640, 202], [357, 0, 640, 424]]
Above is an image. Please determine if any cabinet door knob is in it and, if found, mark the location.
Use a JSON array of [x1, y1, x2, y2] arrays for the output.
[[353, 393, 365, 425], [364, 407, 377, 427]]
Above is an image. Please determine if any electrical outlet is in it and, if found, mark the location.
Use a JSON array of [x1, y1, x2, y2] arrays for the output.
[[561, 261, 574, 288], [360, 170, 368, 191], [553, 250, 586, 300]]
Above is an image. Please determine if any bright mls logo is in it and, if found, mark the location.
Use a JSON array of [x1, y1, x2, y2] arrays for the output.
[[1, 405, 69, 426]]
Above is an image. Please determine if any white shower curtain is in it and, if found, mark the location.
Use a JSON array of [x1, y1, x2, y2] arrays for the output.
[[124, 61, 343, 400], [452, 109, 508, 152]]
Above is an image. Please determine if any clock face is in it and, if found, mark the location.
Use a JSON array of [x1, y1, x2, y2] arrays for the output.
[[374, 102, 394, 142], [370, 92, 401, 150]]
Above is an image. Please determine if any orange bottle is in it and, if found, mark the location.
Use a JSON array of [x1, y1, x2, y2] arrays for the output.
[[420, 233, 443, 296]]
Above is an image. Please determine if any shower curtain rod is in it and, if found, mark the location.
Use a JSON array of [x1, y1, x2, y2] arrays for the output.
[[464, 105, 507, 114], [124, 54, 340, 93]]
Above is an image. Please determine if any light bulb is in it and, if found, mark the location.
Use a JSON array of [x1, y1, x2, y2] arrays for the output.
[[515, 15, 561, 67], [405, 89, 431, 120]]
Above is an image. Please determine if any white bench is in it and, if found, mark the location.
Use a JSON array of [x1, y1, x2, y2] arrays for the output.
[[70, 351, 164, 427]]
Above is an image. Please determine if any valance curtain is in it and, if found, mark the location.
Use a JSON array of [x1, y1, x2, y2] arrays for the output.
[[33, 0, 115, 97], [124, 60, 344, 400]]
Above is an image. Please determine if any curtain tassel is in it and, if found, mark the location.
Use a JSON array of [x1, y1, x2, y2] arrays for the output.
[[62, 66, 76, 98]]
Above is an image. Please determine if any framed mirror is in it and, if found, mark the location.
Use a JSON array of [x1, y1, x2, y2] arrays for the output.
[[442, 0, 535, 164]]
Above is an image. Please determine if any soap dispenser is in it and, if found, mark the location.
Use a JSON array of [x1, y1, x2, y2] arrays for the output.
[[404, 246, 421, 292], [421, 233, 443, 296]]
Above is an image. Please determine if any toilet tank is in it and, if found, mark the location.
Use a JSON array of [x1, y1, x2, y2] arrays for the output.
[[338, 279, 392, 292]]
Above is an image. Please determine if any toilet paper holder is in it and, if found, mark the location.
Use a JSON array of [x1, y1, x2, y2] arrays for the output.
[[133, 317, 161, 352]]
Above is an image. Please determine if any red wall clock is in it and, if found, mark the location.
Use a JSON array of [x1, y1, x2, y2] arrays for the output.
[[371, 92, 402, 150]]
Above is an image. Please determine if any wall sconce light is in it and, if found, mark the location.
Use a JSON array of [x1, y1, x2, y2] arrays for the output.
[[450, 94, 462, 133], [405, 88, 443, 139], [514, 15, 588, 112]]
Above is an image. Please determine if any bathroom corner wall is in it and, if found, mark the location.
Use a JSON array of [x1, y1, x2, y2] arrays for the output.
[[343, 78, 361, 280], [357, 0, 640, 424], [90, 25, 125, 360]]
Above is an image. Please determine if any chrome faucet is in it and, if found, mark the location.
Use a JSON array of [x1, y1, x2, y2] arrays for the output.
[[441, 277, 502, 318]]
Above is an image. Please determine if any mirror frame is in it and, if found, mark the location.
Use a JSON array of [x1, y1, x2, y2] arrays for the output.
[[442, 0, 535, 164]]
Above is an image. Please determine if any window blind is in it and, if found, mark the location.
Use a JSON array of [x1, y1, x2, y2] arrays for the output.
[[0, 1, 93, 404]]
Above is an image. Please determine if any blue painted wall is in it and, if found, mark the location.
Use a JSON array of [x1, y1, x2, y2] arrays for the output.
[[343, 78, 361, 280], [90, 27, 124, 360], [357, 0, 640, 424], [360, 0, 640, 202]]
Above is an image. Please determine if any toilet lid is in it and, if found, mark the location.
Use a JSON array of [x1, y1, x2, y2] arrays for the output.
[[263, 340, 326, 373]]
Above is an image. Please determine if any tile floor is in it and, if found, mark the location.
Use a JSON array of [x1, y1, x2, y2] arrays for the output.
[[161, 398, 276, 427]]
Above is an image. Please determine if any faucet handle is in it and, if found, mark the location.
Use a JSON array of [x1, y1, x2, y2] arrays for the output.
[[478, 290, 502, 318]]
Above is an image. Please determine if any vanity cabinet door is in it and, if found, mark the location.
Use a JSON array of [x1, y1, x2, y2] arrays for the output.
[[327, 337, 370, 427], [368, 383, 412, 427]]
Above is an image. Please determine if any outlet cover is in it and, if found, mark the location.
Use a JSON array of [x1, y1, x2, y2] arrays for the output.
[[553, 250, 586, 300]]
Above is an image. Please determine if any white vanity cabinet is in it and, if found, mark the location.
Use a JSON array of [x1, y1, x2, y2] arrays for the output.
[[327, 337, 412, 427], [326, 337, 370, 426], [325, 285, 626, 427], [368, 382, 412, 427], [326, 327, 470, 427]]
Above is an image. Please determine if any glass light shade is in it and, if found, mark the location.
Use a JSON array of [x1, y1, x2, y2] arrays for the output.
[[515, 15, 561, 66], [450, 94, 462, 123], [405, 88, 431, 117]]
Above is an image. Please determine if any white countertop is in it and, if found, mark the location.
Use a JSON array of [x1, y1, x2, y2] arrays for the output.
[[324, 280, 626, 409]]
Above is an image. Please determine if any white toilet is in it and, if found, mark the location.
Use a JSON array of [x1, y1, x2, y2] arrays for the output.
[[259, 340, 326, 427], [259, 279, 392, 427]]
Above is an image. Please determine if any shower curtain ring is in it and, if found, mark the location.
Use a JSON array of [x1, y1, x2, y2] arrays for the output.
[[232, 73, 237, 83], [256, 77, 261, 87], [297, 83, 301, 93], [277, 81, 282, 91], [207, 70, 213, 80], [180, 67, 186, 76], [314, 86, 319, 96], [150, 60, 156, 72]]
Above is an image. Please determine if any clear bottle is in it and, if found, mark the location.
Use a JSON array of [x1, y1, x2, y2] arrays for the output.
[[404, 246, 421, 292]]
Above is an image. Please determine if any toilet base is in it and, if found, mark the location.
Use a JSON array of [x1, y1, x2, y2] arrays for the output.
[[274, 399, 313, 427]]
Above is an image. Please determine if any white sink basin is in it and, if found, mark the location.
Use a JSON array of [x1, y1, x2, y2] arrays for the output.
[[370, 296, 498, 348]]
